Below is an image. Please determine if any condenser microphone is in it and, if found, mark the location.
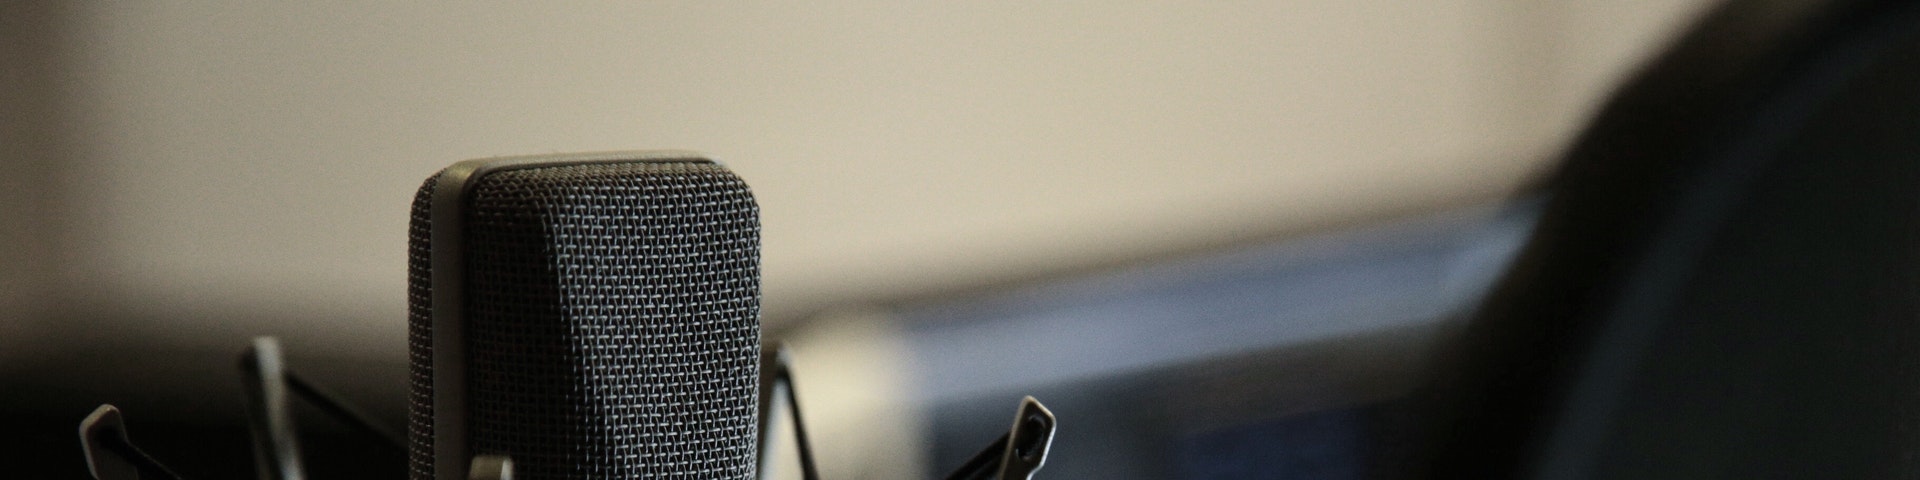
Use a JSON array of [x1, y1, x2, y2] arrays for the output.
[[75, 150, 1056, 480], [408, 151, 763, 480]]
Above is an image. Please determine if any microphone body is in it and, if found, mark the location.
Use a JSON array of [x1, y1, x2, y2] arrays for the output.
[[407, 152, 762, 480]]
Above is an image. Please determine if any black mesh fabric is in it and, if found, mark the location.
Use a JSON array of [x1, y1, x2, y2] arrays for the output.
[[408, 161, 761, 480]]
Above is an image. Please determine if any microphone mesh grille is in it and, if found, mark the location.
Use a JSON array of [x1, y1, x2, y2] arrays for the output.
[[408, 175, 436, 480], [409, 161, 761, 479]]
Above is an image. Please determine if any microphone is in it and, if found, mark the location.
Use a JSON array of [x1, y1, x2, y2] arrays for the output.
[[409, 152, 764, 480], [76, 151, 1057, 480]]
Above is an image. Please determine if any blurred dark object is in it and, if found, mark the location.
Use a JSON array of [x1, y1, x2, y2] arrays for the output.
[[915, 201, 1532, 479], [920, 0, 1920, 478], [1416, 0, 1920, 478]]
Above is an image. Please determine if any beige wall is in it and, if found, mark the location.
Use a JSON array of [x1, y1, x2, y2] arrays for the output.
[[8, 1, 1711, 357], [1, 1, 79, 348]]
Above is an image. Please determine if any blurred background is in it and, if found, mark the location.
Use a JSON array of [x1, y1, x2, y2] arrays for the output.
[[2, 1, 1714, 478]]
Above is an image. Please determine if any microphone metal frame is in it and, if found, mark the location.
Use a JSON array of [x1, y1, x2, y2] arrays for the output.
[[756, 342, 1058, 480], [239, 336, 409, 480]]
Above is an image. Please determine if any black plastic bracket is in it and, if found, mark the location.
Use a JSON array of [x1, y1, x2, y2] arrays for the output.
[[78, 405, 186, 480], [940, 397, 1058, 480]]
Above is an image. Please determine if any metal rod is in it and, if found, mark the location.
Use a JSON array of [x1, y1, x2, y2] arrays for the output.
[[284, 369, 408, 451], [240, 337, 306, 480], [757, 343, 822, 480]]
